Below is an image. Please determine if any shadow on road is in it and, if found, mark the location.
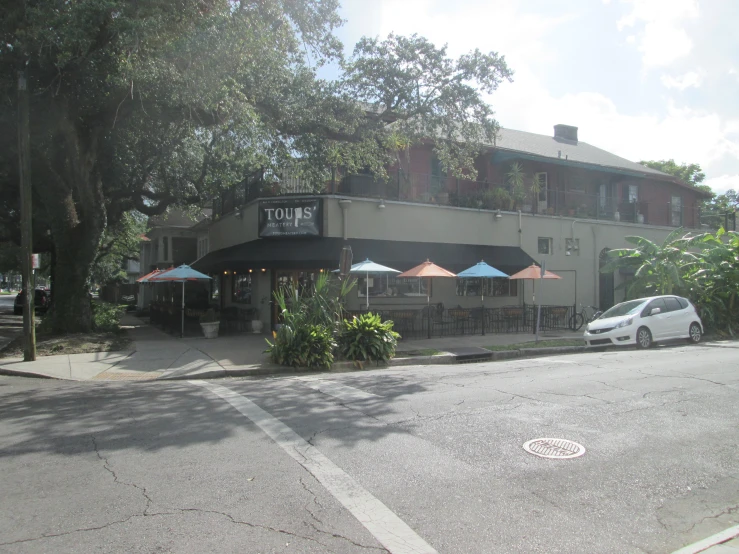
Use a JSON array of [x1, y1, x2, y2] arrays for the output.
[[0, 376, 430, 457]]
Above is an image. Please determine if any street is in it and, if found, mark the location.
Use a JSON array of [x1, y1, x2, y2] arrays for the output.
[[1, 343, 738, 553], [0, 294, 20, 351]]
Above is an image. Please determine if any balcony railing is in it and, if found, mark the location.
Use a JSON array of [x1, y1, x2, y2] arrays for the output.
[[212, 170, 706, 229]]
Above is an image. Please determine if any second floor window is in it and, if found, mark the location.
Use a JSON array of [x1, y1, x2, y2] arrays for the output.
[[671, 196, 682, 226], [627, 185, 639, 203], [538, 237, 553, 255]]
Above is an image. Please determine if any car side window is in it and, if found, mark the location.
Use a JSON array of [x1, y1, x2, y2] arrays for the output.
[[663, 297, 682, 312], [677, 298, 689, 309], [642, 298, 667, 316]]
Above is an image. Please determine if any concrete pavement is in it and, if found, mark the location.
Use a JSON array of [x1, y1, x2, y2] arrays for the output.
[[0, 312, 585, 381]]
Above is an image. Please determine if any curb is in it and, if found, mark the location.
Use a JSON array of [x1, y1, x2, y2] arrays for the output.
[[0, 366, 60, 380], [0, 346, 588, 381]]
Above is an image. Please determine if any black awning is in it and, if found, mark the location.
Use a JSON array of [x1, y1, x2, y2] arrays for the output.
[[193, 237, 536, 276]]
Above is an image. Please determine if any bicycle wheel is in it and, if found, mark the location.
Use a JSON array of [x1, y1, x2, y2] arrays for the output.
[[569, 313, 585, 331]]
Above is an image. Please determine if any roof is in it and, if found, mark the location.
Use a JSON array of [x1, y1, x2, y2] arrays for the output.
[[491, 128, 713, 198]]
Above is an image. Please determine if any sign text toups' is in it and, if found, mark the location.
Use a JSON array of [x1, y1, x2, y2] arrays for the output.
[[258, 198, 323, 238]]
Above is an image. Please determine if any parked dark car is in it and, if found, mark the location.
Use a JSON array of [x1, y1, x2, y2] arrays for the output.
[[13, 289, 51, 315]]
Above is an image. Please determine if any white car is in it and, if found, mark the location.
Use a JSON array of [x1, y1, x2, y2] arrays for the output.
[[583, 295, 703, 349]]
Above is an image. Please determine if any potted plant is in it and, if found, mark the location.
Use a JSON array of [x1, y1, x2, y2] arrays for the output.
[[251, 309, 263, 334], [506, 162, 526, 210], [199, 308, 220, 339], [530, 173, 542, 214], [484, 188, 513, 211]]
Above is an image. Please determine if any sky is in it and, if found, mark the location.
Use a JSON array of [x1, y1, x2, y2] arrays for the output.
[[330, 0, 739, 195]]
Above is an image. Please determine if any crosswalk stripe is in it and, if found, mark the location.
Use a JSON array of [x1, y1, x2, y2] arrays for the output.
[[191, 380, 437, 554]]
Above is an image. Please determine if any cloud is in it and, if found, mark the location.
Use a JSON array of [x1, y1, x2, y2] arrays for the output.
[[704, 174, 739, 195], [615, 0, 699, 68], [661, 71, 702, 90], [370, 0, 737, 192]]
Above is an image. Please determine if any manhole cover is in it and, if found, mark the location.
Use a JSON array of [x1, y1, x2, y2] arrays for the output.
[[523, 438, 585, 459]]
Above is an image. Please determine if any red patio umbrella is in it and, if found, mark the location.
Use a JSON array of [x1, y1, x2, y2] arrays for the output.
[[136, 268, 165, 283], [398, 260, 456, 338]]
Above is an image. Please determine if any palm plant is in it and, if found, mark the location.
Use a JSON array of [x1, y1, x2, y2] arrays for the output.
[[601, 227, 739, 336], [506, 162, 526, 209], [600, 227, 693, 297]]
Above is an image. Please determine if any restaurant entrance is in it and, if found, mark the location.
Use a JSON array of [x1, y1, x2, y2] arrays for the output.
[[270, 269, 324, 329]]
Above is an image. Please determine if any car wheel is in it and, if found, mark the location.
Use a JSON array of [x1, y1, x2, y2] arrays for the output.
[[636, 326, 652, 349], [688, 322, 702, 344]]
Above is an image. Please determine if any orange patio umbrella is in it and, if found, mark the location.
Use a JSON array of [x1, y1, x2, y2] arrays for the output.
[[509, 263, 561, 340], [508, 263, 561, 303], [398, 260, 456, 338]]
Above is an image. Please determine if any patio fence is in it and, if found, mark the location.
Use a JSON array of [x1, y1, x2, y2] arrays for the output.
[[346, 303, 576, 340]]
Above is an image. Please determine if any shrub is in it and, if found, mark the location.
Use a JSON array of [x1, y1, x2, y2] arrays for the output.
[[338, 312, 400, 364], [265, 272, 354, 368], [200, 309, 219, 323], [483, 188, 513, 210], [266, 324, 336, 369], [92, 302, 126, 332]]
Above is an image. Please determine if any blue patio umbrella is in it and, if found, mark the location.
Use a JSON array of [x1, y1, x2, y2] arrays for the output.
[[152, 264, 213, 337], [456, 260, 509, 335], [348, 259, 401, 309]]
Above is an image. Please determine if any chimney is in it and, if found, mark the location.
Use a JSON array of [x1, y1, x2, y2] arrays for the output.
[[554, 124, 578, 143]]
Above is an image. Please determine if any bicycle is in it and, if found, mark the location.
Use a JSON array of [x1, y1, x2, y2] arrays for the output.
[[568, 304, 602, 331]]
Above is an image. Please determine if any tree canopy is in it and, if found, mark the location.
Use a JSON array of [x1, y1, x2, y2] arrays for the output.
[[0, 0, 512, 332], [639, 159, 707, 189]]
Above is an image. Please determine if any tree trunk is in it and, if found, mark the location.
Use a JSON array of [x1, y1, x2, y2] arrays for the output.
[[38, 112, 107, 334]]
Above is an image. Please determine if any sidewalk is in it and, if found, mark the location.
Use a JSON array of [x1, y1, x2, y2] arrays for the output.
[[0, 314, 584, 382]]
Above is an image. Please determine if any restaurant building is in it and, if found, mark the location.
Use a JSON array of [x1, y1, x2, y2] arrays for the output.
[[142, 124, 712, 336]]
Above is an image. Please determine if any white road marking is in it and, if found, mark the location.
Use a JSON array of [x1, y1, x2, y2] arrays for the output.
[[191, 381, 437, 554], [670, 523, 739, 554], [293, 377, 379, 402]]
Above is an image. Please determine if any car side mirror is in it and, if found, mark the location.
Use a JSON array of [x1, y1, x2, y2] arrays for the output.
[[649, 307, 661, 315]]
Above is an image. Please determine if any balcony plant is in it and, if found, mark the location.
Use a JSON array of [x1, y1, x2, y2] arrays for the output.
[[530, 173, 542, 214], [506, 162, 526, 210], [483, 188, 513, 211]]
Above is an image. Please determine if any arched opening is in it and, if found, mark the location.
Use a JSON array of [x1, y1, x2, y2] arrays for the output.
[[599, 248, 614, 310]]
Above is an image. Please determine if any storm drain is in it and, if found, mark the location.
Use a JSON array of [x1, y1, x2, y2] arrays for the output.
[[523, 438, 586, 459]]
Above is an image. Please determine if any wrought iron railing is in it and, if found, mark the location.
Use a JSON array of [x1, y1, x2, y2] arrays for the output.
[[211, 169, 705, 229], [345, 303, 575, 340]]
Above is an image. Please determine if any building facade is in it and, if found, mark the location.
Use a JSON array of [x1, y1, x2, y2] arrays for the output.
[[142, 125, 712, 334]]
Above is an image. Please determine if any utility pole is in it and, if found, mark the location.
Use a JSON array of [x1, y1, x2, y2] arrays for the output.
[[18, 68, 36, 361]]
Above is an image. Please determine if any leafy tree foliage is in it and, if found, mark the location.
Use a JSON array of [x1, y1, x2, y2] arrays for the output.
[[639, 159, 707, 189], [601, 228, 739, 335], [91, 212, 146, 285], [1, 1, 511, 332]]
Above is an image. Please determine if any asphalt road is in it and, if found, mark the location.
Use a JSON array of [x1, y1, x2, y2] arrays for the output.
[[1, 342, 738, 553]]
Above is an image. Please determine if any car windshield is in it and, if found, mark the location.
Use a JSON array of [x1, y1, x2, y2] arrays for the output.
[[600, 300, 646, 319]]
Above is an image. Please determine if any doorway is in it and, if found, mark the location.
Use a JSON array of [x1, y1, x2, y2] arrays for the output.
[[270, 269, 324, 329], [599, 248, 614, 311]]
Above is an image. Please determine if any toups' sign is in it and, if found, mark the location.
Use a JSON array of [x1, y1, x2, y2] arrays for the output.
[[258, 198, 323, 238]]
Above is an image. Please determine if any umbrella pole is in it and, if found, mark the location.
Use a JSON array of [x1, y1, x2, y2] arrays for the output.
[[181, 281, 185, 338], [366, 271, 369, 311], [481, 278, 485, 336], [427, 278, 431, 339]]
